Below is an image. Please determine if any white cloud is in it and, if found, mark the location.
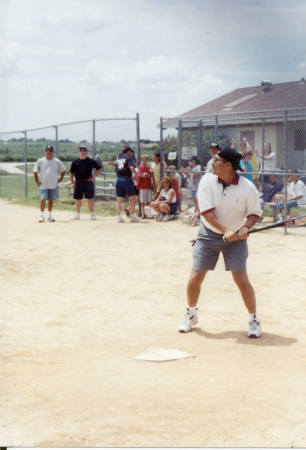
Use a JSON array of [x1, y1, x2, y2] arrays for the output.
[[0, 0, 305, 139]]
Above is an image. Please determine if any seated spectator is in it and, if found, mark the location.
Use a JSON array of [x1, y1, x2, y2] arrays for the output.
[[137, 154, 152, 218], [168, 166, 181, 211], [260, 175, 284, 205], [240, 151, 253, 182], [275, 171, 306, 221], [150, 176, 178, 221]]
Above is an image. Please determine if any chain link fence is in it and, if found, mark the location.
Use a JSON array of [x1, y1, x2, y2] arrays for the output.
[[0, 115, 140, 199]]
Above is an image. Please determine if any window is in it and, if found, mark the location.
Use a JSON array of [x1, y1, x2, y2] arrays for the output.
[[294, 129, 306, 151]]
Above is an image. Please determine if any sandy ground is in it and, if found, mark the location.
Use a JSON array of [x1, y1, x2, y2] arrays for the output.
[[0, 199, 306, 447]]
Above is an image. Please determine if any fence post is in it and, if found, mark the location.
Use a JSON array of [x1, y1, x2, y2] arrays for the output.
[[198, 120, 203, 160], [261, 118, 265, 170], [284, 109, 288, 233], [178, 120, 182, 169], [54, 126, 59, 157], [24, 130, 28, 198], [136, 113, 140, 164], [92, 120, 96, 158], [215, 114, 218, 142], [160, 117, 164, 179]]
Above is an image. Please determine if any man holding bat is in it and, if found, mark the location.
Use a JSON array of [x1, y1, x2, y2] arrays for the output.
[[179, 148, 262, 338]]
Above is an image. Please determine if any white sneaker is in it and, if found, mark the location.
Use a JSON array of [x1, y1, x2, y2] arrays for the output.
[[90, 213, 97, 220], [162, 214, 172, 221], [277, 214, 284, 223], [73, 213, 80, 220], [117, 215, 125, 223], [144, 206, 153, 218], [248, 317, 262, 338], [130, 214, 139, 222], [47, 216, 55, 222], [38, 215, 45, 223], [179, 307, 198, 333]]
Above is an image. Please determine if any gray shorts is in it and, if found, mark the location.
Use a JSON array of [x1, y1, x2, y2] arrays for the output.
[[193, 225, 248, 271]]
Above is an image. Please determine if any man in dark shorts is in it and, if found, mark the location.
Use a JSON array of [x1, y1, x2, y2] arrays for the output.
[[70, 146, 102, 220], [179, 148, 262, 338], [109, 147, 139, 222]]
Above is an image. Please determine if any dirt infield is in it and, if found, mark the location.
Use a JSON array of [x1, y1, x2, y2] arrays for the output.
[[1, 199, 306, 447]]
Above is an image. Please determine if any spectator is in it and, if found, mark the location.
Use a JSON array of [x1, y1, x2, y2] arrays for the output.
[[255, 142, 275, 171], [150, 176, 178, 221], [189, 156, 202, 224], [108, 147, 139, 223], [137, 154, 153, 218], [205, 143, 220, 174], [151, 151, 161, 199], [33, 145, 66, 223], [168, 167, 181, 212], [275, 171, 306, 221], [240, 137, 258, 184], [240, 151, 253, 182], [70, 146, 102, 220]]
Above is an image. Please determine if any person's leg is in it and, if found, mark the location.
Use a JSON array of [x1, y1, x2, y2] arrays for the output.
[[231, 270, 256, 314], [117, 197, 123, 215], [128, 195, 137, 214], [40, 199, 46, 213], [159, 203, 170, 215], [87, 198, 94, 213], [76, 199, 82, 213], [47, 199, 53, 212], [187, 269, 207, 307], [151, 201, 162, 214]]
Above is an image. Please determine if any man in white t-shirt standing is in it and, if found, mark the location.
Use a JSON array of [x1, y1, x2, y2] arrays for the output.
[[33, 145, 66, 222], [179, 148, 262, 338]]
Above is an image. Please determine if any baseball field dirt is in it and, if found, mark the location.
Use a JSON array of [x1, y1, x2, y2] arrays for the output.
[[1, 200, 305, 447]]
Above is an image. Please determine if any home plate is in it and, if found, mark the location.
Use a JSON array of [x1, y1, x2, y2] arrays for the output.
[[135, 347, 195, 362]]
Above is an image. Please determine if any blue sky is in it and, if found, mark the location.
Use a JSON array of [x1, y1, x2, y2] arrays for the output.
[[1, 0, 306, 140]]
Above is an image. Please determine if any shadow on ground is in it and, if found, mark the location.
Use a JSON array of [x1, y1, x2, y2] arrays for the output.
[[193, 328, 297, 346]]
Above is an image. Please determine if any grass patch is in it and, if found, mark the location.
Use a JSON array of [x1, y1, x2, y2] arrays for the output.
[[8, 197, 117, 216]]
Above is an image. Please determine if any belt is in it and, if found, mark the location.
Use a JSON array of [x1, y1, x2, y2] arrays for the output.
[[76, 179, 90, 182]]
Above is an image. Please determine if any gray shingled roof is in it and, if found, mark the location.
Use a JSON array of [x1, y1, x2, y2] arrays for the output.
[[164, 79, 306, 127]]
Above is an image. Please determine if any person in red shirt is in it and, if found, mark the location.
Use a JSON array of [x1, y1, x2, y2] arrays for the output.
[[137, 154, 153, 218]]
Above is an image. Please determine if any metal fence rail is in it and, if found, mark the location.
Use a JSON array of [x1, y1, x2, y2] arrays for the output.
[[0, 114, 140, 198]]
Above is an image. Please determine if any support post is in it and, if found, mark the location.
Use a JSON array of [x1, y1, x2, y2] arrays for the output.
[[136, 113, 140, 165], [178, 120, 182, 169], [284, 109, 288, 233], [261, 118, 265, 170], [54, 125, 59, 157], [198, 120, 203, 160], [160, 117, 164, 179], [24, 130, 28, 198], [215, 114, 218, 142]]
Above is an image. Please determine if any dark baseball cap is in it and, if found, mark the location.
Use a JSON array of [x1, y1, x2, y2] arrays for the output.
[[45, 145, 54, 151], [217, 147, 242, 169], [123, 146, 133, 154]]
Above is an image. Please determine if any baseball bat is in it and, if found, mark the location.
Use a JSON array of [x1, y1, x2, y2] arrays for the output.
[[248, 213, 306, 234], [190, 213, 306, 245]]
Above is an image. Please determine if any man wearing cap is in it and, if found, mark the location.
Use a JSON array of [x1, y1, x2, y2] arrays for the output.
[[205, 143, 220, 174], [70, 146, 102, 220], [108, 147, 139, 222], [179, 148, 262, 338], [33, 145, 66, 222]]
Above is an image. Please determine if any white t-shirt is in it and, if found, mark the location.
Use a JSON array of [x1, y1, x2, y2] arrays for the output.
[[33, 157, 65, 189], [288, 179, 306, 206], [197, 173, 262, 234], [205, 158, 214, 174], [160, 188, 176, 203], [189, 164, 202, 190]]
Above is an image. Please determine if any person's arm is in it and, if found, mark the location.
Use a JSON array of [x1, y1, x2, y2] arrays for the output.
[[70, 164, 76, 188], [33, 171, 41, 186], [58, 170, 65, 183]]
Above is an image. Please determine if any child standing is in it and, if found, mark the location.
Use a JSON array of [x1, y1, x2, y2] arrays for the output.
[[137, 154, 153, 218]]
